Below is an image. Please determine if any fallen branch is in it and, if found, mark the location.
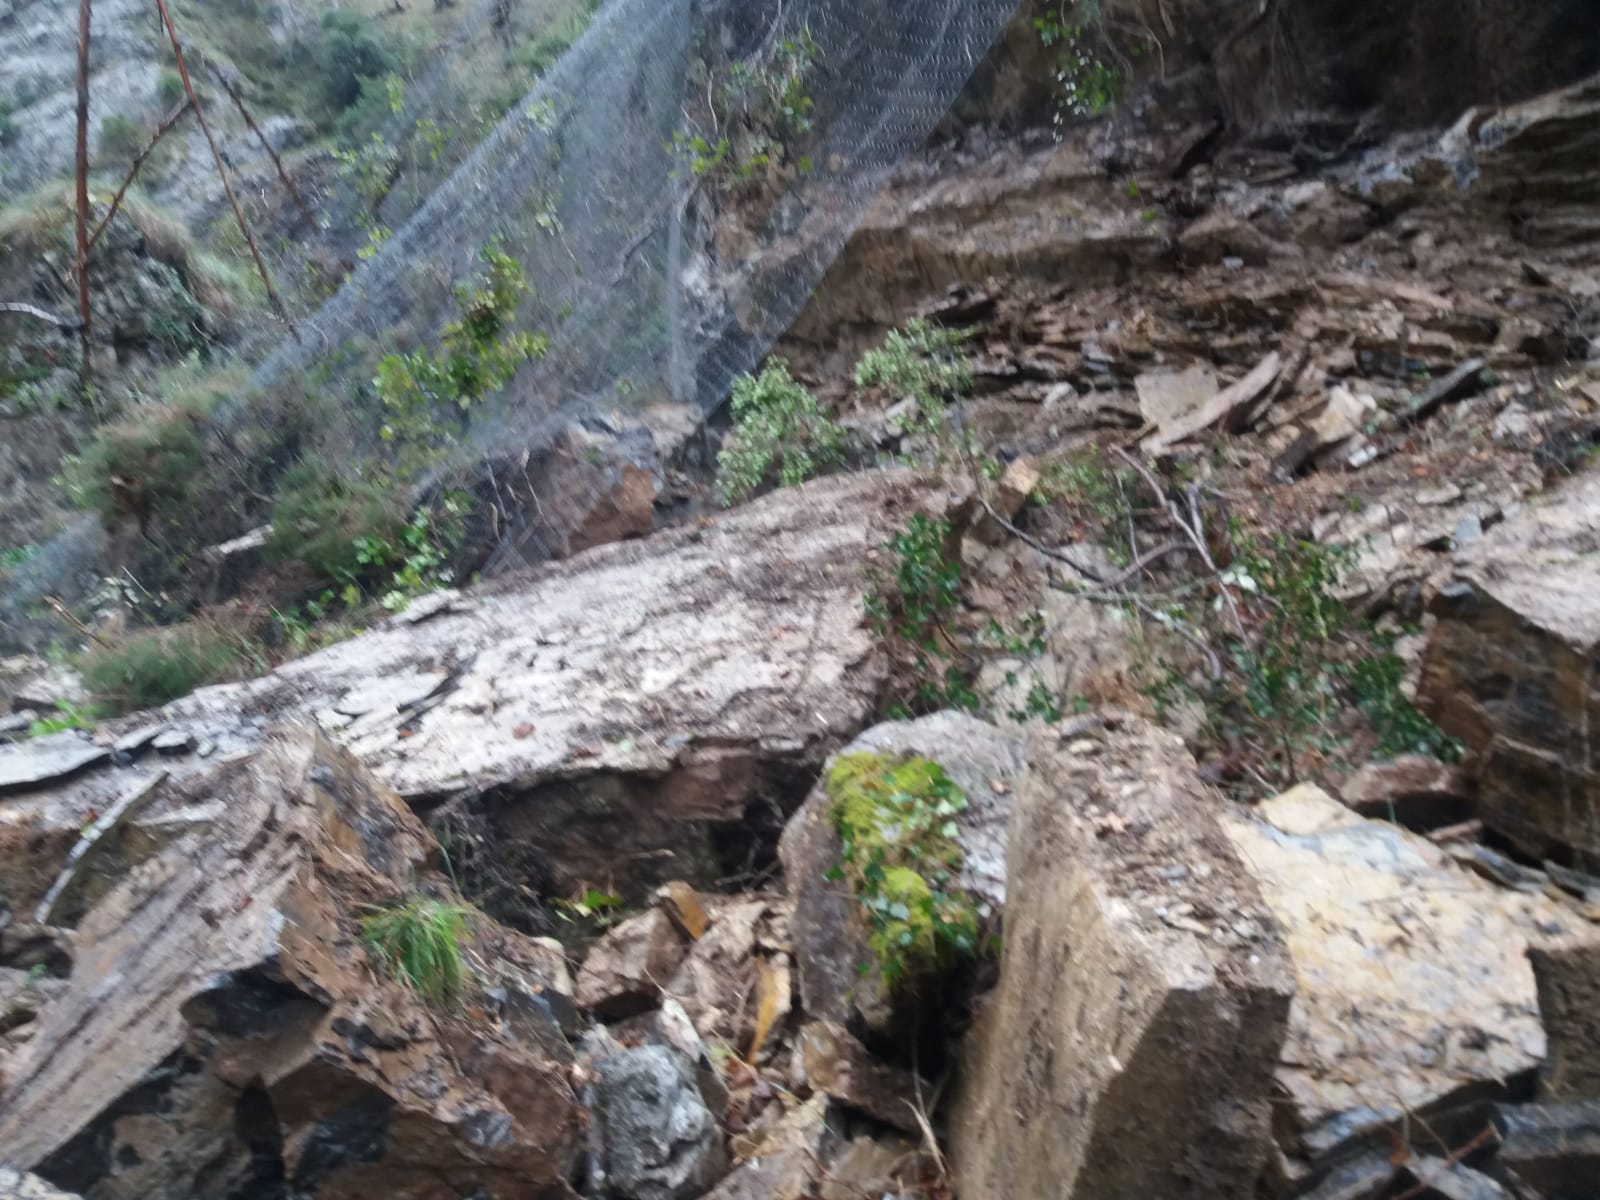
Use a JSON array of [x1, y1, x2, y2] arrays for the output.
[[74, 0, 93, 379], [1114, 446, 1247, 641], [975, 493, 1223, 680], [1398, 357, 1487, 427], [34, 771, 169, 925], [0, 302, 84, 331]]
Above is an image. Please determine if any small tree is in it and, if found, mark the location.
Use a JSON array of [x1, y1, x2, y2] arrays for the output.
[[717, 357, 844, 505]]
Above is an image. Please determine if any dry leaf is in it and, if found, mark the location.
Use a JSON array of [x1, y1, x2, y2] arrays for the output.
[[655, 880, 709, 940], [513, 722, 536, 739]]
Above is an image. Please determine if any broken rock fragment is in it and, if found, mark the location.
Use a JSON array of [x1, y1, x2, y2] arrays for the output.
[[576, 907, 690, 1019], [948, 718, 1293, 1199], [1420, 468, 1600, 869], [0, 733, 107, 796], [1221, 784, 1593, 1181], [796, 1021, 927, 1136], [585, 1040, 725, 1200], [1528, 936, 1600, 1102], [0, 728, 583, 1200]]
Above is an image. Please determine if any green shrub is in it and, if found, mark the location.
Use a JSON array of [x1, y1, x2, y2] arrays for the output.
[[374, 241, 546, 479], [824, 752, 981, 987], [156, 67, 186, 110], [316, 9, 398, 113], [716, 357, 845, 505], [361, 896, 471, 1006], [28, 698, 97, 737], [80, 623, 250, 713], [1140, 533, 1461, 791], [864, 513, 977, 714], [97, 114, 147, 165], [670, 32, 819, 189], [65, 402, 210, 527], [267, 460, 406, 585], [854, 319, 972, 443]]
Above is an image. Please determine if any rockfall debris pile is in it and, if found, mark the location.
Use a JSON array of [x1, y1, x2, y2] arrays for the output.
[[4, 41, 1600, 1200]]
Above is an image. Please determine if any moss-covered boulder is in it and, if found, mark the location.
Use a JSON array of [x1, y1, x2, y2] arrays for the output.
[[778, 712, 1024, 1037]]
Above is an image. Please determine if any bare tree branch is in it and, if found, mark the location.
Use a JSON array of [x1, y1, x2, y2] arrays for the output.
[[210, 65, 319, 232]]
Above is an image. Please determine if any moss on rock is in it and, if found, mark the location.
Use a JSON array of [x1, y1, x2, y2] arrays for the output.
[[824, 750, 980, 986]]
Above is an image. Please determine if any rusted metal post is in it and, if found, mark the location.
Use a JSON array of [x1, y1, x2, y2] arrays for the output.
[[211, 67, 319, 232], [74, 0, 93, 381], [83, 97, 192, 256]]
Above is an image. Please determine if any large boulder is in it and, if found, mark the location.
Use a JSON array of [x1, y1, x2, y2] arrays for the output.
[[0, 470, 941, 915], [778, 711, 1025, 1038], [1420, 468, 1600, 869], [1219, 784, 1594, 1188], [0, 729, 583, 1200], [947, 717, 1294, 1199]]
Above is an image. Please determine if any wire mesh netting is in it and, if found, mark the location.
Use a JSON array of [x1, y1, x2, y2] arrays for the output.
[[1, 0, 1020, 649]]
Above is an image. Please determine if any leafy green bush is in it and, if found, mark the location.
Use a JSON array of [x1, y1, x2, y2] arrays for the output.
[[267, 460, 406, 585], [865, 513, 977, 714], [854, 319, 972, 443], [1142, 534, 1461, 790], [716, 357, 845, 505], [316, 9, 397, 113], [375, 241, 547, 478], [156, 67, 186, 110], [80, 623, 250, 713], [361, 896, 471, 1006], [825, 752, 981, 987], [671, 32, 819, 189], [97, 115, 147, 165]]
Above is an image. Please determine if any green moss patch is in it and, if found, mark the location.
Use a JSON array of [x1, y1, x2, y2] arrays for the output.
[[824, 751, 980, 987]]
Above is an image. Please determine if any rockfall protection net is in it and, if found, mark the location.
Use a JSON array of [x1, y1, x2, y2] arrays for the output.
[[1, 0, 1020, 646]]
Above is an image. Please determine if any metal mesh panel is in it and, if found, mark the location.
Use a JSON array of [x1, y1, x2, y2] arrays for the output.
[[1, 0, 1018, 646]]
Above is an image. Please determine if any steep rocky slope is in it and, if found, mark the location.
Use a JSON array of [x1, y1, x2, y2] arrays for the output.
[[4, 8, 1600, 1200]]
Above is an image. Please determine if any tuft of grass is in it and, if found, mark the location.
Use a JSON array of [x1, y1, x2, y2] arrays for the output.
[[78, 621, 253, 713], [361, 896, 471, 1006]]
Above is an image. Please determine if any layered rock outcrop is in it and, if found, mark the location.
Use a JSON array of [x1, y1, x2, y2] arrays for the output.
[[0, 729, 584, 1199]]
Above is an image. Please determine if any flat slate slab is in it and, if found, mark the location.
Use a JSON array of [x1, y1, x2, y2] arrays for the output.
[[0, 732, 109, 796]]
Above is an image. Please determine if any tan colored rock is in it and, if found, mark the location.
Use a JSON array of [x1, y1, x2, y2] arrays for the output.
[[779, 712, 1024, 1037], [1135, 365, 1220, 429], [1338, 753, 1474, 828], [703, 1097, 830, 1200], [0, 728, 583, 1199], [796, 1021, 927, 1135], [972, 455, 1042, 545], [576, 907, 690, 1019], [1529, 936, 1600, 1102], [949, 718, 1293, 1199], [1221, 784, 1593, 1176], [1420, 468, 1600, 869], [661, 897, 792, 1058]]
